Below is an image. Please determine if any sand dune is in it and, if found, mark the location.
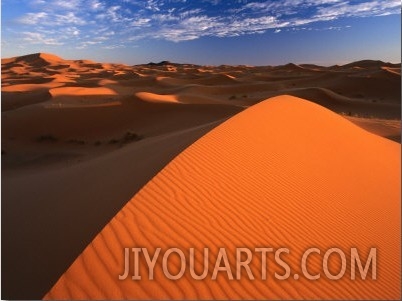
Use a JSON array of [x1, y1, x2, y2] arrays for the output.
[[9, 53, 66, 67], [50, 86, 118, 96], [2, 53, 400, 118], [2, 82, 64, 92], [135, 91, 234, 105], [283, 87, 401, 119], [1, 90, 53, 111], [2, 96, 241, 146], [135, 91, 180, 103], [2, 120, 230, 299], [340, 60, 400, 69], [45, 95, 400, 300], [156, 74, 237, 86], [1, 53, 400, 299], [2, 53, 243, 298], [274, 63, 312, 72], [344, 116, 401, 142], [382, 66, 401, 76]]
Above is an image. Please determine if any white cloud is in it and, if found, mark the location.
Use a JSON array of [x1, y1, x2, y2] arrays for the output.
[[151, 13, 179, 22], [10, 0, 402, 48], [17, 11, 86, 26], [90, 0, 104, 11], [51, 0, 81, 10], [65, 27, 80, 36], [315, 0, 401, 19], [58, 12, 87, 25], [102, 44, 125, 49], [31, 0, 83, 11], [76, 40, 102, 49], [23, 32, 63, 45], [94, 36, 110, 41], [18, 12, 48, 25], [179, 8, 204, 19], [131, 18, 152, 27], [146, 0, 160, 12]]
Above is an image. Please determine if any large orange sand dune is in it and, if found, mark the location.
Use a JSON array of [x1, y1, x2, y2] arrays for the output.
[[2, 54, 400, 299], [45, 95, 400, 299]]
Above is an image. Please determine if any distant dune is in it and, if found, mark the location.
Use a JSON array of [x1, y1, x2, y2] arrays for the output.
[[1, 53, 401, 299], [340, 59, 400, 69], [45, 96, 400, 299]]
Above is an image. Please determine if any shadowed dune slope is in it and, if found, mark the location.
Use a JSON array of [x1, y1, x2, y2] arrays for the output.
[[1, 102, 242, 299], [4, 52, 65, 67], [45, 95, 400, 300]]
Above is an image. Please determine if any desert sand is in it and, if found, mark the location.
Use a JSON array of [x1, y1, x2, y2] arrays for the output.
[[1, 53, 401, 299]]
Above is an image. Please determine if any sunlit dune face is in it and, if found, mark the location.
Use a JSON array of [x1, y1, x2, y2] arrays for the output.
[[1, 53, 400, 300], [2, 83, 64, 92], [135, 92, 179, 104], [382, 66, 401, 75], [49, 86, 118, 97], [44, 96, 400, 300]]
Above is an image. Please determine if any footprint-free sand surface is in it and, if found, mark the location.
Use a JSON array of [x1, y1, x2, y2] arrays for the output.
[[44, 95, 401, 300], [1, 53, 400, 299]]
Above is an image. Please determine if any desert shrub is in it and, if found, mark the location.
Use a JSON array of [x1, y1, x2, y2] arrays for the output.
[[108, 131, 143, 147], [121, 131, 143, 144], [108, 138, 120, 144], [68, 139, 86, 145], [36, 134, 58, 143]]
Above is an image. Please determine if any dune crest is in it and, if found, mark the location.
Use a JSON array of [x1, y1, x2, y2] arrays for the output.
[[14, 53, 64, 65], [135, 91, 227, 105], [135, 91, 180, 104], [50, 86, 118, 97], [45, 95, 400, 300]]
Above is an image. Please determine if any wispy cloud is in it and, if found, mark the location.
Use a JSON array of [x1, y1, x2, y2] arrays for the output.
[[315, 0, 401, 19], [18, 12, 48, 25], [31, 0, 83, 11], [17, 11, 86, 26], [102, 44, 126, 50], [9, 0, 402, 48], [23, 32, 64, 45]]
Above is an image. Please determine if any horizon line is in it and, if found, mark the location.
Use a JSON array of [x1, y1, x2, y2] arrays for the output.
[[2, 51, 401, 68]]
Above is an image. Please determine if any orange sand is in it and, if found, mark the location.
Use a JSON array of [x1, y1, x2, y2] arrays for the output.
[[50, 86, 118, 96], [2, 53, 400, 299], [45, 96, 400, 300]]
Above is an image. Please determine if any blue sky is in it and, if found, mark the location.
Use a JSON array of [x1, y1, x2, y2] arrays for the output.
[[1, 0, 401, 65]]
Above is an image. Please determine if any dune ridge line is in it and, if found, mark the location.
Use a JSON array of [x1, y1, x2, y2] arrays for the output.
[[45, 95, 400, 300]]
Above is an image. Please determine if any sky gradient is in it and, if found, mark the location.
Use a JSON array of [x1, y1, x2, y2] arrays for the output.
[[1, 0, 401, 65]]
